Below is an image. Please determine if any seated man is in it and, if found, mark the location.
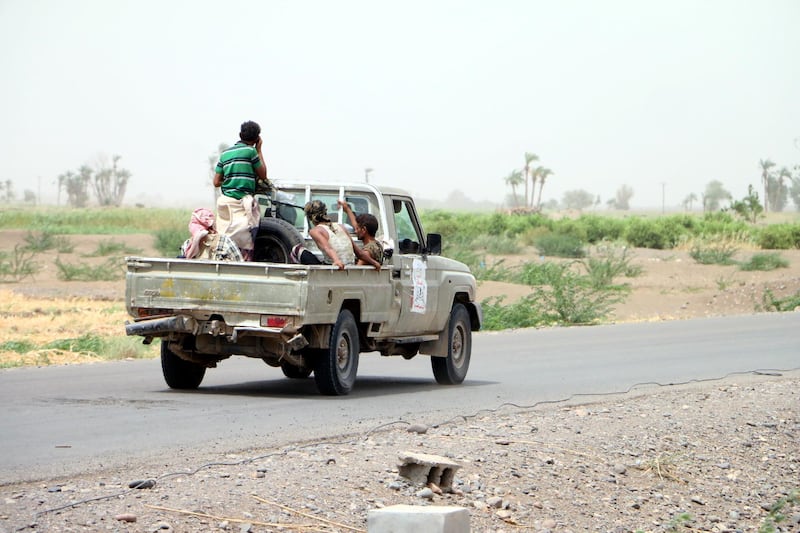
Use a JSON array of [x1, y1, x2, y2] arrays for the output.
[[337, 200, 383, 265], [290, 200, 381, 270], [180, 207, 243, 262]]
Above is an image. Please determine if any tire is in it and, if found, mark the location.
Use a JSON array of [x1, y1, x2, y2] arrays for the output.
[[314, 310, 360, 395], [281, 361, 313, 379], [431, 303, 471, 385], [253, 217, 304, 264], [161, 340, 205, 390]]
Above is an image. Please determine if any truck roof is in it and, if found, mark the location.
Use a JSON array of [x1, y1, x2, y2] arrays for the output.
[[272, 179, 412, 198]]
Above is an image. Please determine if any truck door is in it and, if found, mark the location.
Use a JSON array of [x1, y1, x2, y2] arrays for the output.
[[389, 197, 439, 335]]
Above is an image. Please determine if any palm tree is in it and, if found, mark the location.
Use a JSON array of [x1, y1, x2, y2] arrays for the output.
[[504, 170, 524, 208], [3, 180, 12, 202], [759, 159, 776, 213], [535, 168, 553, 209], [776, 167, 792, 212], [523, 152, 539, 208], [528, 166, 542, 208], [683, 193, 698, 211]]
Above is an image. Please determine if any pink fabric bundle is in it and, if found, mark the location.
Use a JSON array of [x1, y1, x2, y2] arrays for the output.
[[184, 208, 216, 259]]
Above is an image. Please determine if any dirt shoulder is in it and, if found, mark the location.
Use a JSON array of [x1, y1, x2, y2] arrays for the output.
[[1, 372, 798, 532]]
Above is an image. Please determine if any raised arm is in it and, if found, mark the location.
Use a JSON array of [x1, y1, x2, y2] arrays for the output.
[[254, 136, 268, 181]]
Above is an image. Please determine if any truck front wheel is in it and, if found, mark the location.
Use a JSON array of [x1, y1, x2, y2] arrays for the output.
[[314, 310, 359, 395], [161, 340, 206, 389], [431, 303, 471, 385]]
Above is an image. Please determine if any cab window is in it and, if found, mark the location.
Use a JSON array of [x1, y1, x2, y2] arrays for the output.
[[273, 189, 381, 237], [393, 199, 423, 254]]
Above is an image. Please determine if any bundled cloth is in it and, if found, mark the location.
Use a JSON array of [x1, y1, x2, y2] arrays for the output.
[[181, 207, 243, 262]]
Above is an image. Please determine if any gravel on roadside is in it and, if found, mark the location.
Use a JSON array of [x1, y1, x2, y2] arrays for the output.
[[1, 372, 798, 533]]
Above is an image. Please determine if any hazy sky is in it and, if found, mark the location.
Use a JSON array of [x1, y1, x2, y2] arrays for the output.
[[1, 0, 798, 209]]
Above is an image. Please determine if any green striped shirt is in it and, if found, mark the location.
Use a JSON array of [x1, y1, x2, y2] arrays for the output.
[[215, 142, 263, 200]]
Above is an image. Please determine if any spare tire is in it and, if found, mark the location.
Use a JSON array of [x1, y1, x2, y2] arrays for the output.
[[253, 217, 304, 263]]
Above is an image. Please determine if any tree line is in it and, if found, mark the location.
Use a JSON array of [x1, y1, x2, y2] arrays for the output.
[[502, 153, 800, 214], [0, 156, 133, 207], [56, 155, 131, 208], [502, 151, 636, 212]]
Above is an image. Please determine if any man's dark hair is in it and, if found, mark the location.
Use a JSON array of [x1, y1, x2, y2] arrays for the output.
[[239, 121, 261, 143], [356, 213, 378, 237]]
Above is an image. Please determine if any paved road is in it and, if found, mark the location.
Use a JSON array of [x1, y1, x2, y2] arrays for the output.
[[1, 313, 798, 484]]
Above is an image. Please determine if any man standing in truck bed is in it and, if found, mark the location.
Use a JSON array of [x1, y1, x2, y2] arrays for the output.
[[213, 120, 269, 261]]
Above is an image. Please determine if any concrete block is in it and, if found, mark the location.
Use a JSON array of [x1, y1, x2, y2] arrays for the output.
[[368, 504, 470, 533], [397, 451, 461, 490]]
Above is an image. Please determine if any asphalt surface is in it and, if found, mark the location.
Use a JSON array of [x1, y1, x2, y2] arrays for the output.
[[1, 313, 798, 485]]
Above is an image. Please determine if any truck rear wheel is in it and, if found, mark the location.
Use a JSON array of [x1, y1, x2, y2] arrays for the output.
[[253, 217, 304, 263], [431, 303, 471, 385], [161, 340, 205, 389], [314, 310, 359, 395]]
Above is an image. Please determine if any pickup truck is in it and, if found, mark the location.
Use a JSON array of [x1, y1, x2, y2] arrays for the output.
[[125, 181, 481, 395]]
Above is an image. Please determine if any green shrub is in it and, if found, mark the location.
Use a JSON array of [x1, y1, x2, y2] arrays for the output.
[[472, 259, 513, 282], [551, 218, 589, 243], [513, 261, 569, 286], [0, 245, 41, 282], [0, 340, 36, 353], [441, 236, 482, 272], [486, 213, 508, 236], [739, 252, 789, 271], [757, 224, 800, 250], [580, 244, 642, 288], [577, 215, 626, 243], [758, 488, 799, 533], [45, 333, 106, 352], [421, 210, 462, 241], [696, 211, 753, 239], [471, 234, 522, 255], [760, 289, 800, 312], [480, 295, 549, 330], [666, 214, 700, 232], [435, 212, 493, 241], [21, 229, 57, 251], [22, 230, 73, 253], [689, 239, 738, 265], [534, 233, 586, 258], [624, 218, 684, 249], [480, 260, 628, 328], [504, 212, 552, 237], [519, 226, 551, 247], [85, 239, 143, 257], [55, 257, 124, 281], [529, 265, 627, 324], [154, 228, 187, 257]]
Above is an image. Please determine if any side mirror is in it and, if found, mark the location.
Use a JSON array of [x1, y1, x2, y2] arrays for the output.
[[426, 233, 442, 255]]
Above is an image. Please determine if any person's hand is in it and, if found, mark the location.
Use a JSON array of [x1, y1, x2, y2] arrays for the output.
[[256, 136, 263, 151], [334, 260, 345, 270], [337, 200, 351, 212]]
